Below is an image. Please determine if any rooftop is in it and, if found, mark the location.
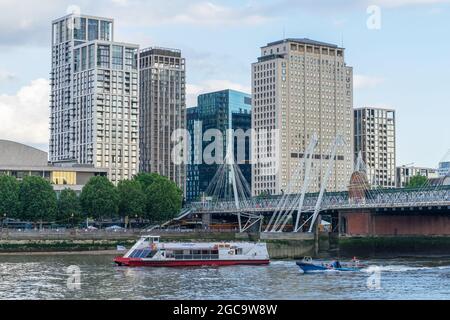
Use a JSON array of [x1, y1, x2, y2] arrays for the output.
[[52, 13, 114, 24], [264, 38, 340, 49], [354, 106, 396, 112], [140, 47, 182, 58]]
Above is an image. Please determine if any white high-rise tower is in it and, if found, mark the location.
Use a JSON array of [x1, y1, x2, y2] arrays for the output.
[[50, 14, 139, 183]]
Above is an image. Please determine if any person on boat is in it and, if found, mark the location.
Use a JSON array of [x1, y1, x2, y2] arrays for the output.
[[330, 260, 342, 269]]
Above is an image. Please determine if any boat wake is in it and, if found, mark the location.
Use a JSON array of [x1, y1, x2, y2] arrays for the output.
[[361, 265, 450, 273]]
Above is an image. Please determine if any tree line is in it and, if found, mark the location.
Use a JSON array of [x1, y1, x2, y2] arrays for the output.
[[0, 173, 183, 228]]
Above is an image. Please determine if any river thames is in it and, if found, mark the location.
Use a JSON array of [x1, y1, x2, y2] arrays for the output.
[[0, 254, 449, 300]]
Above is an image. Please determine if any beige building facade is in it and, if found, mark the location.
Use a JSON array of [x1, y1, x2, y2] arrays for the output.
[[251, 38, 354, 196]]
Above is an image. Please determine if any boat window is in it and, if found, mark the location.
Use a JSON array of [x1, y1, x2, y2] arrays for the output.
[[152, 237, 160, 243], [130, 249, 143, 258], [139, 249, 151, 258]]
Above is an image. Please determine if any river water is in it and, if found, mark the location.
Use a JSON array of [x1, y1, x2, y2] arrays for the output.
[[0, 254, 449, 300]]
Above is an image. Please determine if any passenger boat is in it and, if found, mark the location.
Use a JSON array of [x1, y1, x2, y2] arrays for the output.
[[114, 235, 270, 267], [296, 257, 362, 273]]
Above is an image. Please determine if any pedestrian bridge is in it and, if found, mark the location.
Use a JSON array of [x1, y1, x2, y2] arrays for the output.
[[188, 186, 450, 214]]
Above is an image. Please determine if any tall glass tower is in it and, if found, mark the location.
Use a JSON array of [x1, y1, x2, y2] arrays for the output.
[[50, 14, 139, 183], [186, 89, 252, 202]]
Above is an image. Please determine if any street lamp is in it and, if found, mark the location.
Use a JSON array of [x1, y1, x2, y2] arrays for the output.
[[2, 213, 6, 234], [71, 213, 74, 229]]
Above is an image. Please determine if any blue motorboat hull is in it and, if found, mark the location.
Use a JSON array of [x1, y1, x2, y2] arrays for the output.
[[296, 262, 360, 273]]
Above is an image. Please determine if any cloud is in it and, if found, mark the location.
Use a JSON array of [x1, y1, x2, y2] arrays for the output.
[[0, 78, 50, 145], [2, 0, 447, 47], [354, 74, 384, 89], [0, 70, 16, 82], [373, 0, 450, 8], [170, 2, 269, 26], [0, 0, 272, 47], [186, 80, 251, 107]]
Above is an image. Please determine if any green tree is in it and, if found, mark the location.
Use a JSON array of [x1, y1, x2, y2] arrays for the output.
[[256, 191, 271, 199], [58, 189, 83, 227], [0, 175, 20, 219], [134, 172, 162, 189], [117, 179, 146, 219], [134, 173, 183, 223], [19, 175, 57, 227], [406, 174, 428, 188], [80, 176, 119, 221]]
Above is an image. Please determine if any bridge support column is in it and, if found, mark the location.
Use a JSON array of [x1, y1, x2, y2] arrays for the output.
[[314, 214, 321, 256], [202, 213, 211, 230]]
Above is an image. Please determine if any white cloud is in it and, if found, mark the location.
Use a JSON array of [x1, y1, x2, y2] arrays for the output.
[[373, 0, 450, 8], [0, 78, 50, 145], [111, 0, 130, 6], [186, 80, 251, 107], [171, 2, 269, 26], [354, 74, 384, 89], [0, 1, 272, 47], [0, 70, 16, 82]]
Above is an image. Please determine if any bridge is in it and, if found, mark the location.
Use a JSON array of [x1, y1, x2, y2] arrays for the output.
[[178, 135, 450, 235], [189, 187, 450, 214]]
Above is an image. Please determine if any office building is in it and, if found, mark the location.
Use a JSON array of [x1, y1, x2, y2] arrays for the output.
[[186, 106, 200, 201], [354, 107, 396, 188], [186, 90, 252, 202], [438, 151, 450, 177], [251, 38, 354, 196], [139, 47, 186, 190], [50, 14, 139, 184], [396, 165, 439, 188]]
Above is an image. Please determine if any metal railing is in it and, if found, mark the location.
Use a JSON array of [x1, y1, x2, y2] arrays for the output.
[[188, 188, 450, 214]]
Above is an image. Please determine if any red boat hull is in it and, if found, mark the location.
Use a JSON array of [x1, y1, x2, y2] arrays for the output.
[[114, 257, 270, 267]]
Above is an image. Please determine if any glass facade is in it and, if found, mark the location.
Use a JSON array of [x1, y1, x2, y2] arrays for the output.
[[52, 171, 76, 185], [185, 90, 252, 202], [186, 107, 200, 201]]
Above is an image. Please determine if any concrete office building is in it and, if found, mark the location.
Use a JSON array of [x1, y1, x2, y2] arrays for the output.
[[139, 47, 186, 191], [0, 140, 107, 194], [396, 165, 439, 188], [251, 38, 354, 196], [50, 14, 139, 184], [354, 107, 396, 188]]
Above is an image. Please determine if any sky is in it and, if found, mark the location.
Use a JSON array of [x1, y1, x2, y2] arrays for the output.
[[0, 0, 449, 168]]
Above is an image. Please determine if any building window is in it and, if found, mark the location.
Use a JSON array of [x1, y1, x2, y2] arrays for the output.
[[112, 45, 123, 70], [97, 45, 110, 68], [74, 17, 86, 41], [88, 19, 99, 41]]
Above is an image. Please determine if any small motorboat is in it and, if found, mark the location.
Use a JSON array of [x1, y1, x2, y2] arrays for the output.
[[296, 257, 362, 273]]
